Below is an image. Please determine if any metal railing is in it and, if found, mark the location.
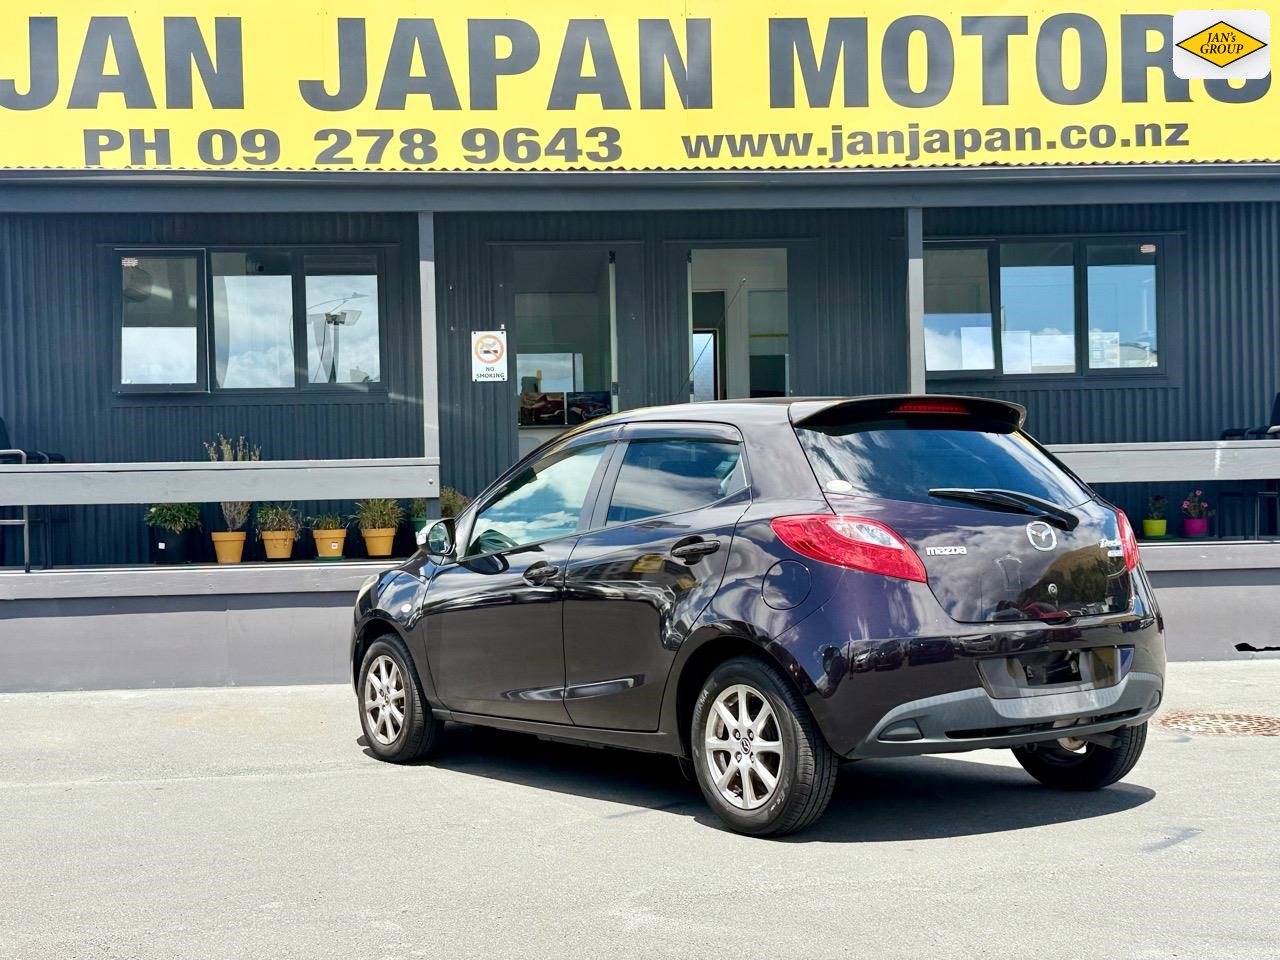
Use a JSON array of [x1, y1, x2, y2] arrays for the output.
[[0, 456, 439, 572], [3, 441, 1280, 572]]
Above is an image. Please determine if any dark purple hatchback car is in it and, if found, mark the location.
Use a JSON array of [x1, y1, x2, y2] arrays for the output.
[[351, 396, 1165, 836]]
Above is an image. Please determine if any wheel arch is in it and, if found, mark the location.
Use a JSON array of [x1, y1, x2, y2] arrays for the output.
[[665, 622, 815, 759], [352, 615, 425, 695]]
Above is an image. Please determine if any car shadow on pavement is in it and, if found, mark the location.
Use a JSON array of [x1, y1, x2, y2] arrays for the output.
[[364, 725, 1155, 841]]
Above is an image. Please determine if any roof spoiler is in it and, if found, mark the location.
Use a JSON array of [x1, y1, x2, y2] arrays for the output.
[[789, 395, 1027, 430]]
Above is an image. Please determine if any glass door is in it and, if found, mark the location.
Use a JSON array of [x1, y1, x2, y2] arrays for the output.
[[688, 248, 789, 400]]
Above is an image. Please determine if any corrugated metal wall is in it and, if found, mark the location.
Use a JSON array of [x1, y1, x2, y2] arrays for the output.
[[6, 199, 1278, 565], [434, 208, 907, 496], [925, 201, 1280, 535], [0, 212, 421, 565], [923, 202, 1280, 443], [436, 201, 1280, 536]]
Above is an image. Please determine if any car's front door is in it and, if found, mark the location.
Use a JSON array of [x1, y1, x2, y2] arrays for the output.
[[424, 435, 613, 723], [561, 423, 750, 730]]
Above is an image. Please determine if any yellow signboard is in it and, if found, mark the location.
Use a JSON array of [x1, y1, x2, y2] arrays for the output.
[[0, 1, 1274, 172]]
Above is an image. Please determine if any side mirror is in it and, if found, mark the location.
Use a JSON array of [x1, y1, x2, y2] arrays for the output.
[[418, 518, 456, 558]]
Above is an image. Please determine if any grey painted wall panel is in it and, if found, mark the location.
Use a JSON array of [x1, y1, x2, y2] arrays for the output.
[[0, 213, 423, 565]]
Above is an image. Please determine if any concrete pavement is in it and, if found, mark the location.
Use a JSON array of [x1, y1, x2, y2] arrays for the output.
[[1, 661, 1277, 959]]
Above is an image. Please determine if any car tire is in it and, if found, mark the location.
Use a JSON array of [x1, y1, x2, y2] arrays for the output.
[[690, 656, 838, 837], [358, 634, 439, 763], [1011, 722, 1147, 790]]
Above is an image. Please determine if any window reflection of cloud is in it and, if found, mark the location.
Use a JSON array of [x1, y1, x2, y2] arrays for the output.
[[473, 450, 604, 547], [121, 328, 196, 383], [307, 274, 380, 381]]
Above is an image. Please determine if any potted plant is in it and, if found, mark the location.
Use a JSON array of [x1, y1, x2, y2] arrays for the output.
[[1143, 494, 1168, 538], [354, 498, 404, 558], [411, 497, 432, 534], [204, 434, 259, 564], [257, 504, 301, 560], [1182, 489, 1212, 537], [440, 485, 472, 519], [411, 488, 469, 533], [307, 513, 349, 560], [144, 503, 201, 565]]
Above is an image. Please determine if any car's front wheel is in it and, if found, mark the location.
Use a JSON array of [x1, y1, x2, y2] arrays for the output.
[[1011, 722, 1147, 790], [690, 656, 838, 837], [358, 634, 439, 763]]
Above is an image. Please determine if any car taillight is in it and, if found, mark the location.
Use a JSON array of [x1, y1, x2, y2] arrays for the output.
[[1116, 510, 1141, 571], [771, 515, 928, 583]]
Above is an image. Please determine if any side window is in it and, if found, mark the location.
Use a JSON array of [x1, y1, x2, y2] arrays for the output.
[[466, 444, 607, 556], [606, 439, 746, 525]]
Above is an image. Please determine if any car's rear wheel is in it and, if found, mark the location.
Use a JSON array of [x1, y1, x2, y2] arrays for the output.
[[690, 656, 837, 837], [359, 635, 439, 763], [1011, 721, 1147, 790]]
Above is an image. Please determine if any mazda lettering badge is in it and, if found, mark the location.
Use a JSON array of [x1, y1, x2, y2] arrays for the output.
[[1026, 520, 1058, 552]]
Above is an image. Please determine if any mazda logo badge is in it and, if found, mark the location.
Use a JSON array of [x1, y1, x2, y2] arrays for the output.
[[1026, 521, 1057, 552]]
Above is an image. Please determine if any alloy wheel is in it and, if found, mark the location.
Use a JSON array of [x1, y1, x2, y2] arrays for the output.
[[364, 654, 406, 746], [703, 683, 785, 811]]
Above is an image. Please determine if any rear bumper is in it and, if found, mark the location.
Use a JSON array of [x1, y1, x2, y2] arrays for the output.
[[849, 669, 1162, 757]]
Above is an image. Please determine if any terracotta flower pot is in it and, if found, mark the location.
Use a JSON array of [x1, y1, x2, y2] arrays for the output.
[[1183, 517, 1209, 537], [211, 530, 246, 564], [313, 529, 347, 560], [362, 527, 396, 558], [1142, 518, 1167, 538], [260, 531, 296, 560]]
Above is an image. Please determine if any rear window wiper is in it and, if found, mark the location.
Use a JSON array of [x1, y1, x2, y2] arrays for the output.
[[927, 487, 1081, 531]]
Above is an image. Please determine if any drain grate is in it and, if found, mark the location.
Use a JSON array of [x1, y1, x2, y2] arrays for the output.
[[1156, 711, 1280, 736]]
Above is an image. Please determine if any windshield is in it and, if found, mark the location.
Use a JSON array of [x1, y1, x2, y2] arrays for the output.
[[794, 415, 1091, 510]]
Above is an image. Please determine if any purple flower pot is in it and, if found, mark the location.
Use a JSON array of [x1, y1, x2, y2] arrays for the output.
[[1183, 517, 1209, 538]]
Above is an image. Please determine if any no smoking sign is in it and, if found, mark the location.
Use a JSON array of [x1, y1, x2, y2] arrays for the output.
[[471, 330, 508, 382]]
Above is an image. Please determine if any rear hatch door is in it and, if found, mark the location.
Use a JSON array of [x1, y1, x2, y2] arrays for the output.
[[792, 397, 1132, 623]]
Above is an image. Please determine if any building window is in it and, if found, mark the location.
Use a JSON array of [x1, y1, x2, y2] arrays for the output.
[[999, 242, 1076, 375], [212, 250, 295, 389], [306, 253, 381, 384], [511, 247, 616, 428], [1087, 242, 1159, 368], [925, 236, 1166, 380], [924, 248, 993, 372], [118, 252, 206, 391], [114, 246, 384, 395]]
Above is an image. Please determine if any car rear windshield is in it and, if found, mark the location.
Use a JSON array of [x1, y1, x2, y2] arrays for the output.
[[794, 415, 1091, 509]]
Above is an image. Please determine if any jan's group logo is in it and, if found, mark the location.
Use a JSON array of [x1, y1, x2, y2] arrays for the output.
[[1173, 10, 1270, 79]]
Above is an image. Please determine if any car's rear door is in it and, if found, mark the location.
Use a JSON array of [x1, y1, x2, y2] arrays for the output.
[[561, 422, 750, 730], [423, 432, 615, 723]]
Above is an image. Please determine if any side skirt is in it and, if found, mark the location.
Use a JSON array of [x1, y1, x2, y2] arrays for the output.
[[431, 709, 682, 757]]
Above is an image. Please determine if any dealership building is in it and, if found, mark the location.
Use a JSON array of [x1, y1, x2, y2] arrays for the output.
[[2, 4, 1279, 685]]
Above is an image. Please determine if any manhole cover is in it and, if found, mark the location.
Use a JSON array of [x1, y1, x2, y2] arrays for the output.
[[1155, 712, 1280, 736]]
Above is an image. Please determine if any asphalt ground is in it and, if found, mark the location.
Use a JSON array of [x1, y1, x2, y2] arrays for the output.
[[1, 661, 1277, 960]]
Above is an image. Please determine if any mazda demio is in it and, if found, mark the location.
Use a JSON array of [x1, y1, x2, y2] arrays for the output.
[[351, 396, 1165, 836]]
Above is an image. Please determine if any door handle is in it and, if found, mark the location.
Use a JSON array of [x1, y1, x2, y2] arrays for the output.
[[670, 538, 721, 564], [522, 562, 560, 585]]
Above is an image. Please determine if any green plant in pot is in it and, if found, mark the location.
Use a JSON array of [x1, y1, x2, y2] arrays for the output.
[[257, 504, 301, 561], [411, 497, 431, 534], [144, 502, 201, 565], [411, 488, 470, 533], [204, 434, 259, 564], [353, 498, 404, 558], [306, 512, 348, 560], [1143, 494, 1168, 538]]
